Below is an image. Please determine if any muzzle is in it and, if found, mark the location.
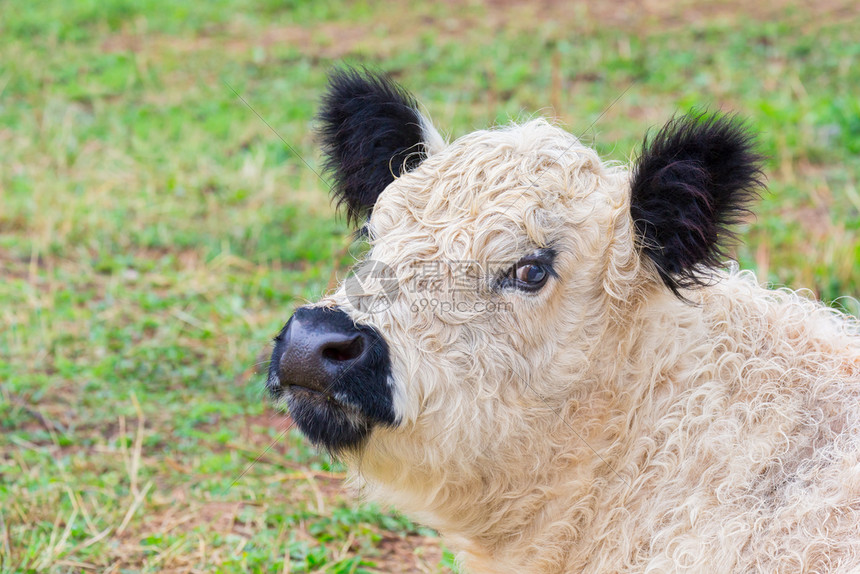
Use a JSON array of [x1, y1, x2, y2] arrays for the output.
[[268, 306, 396, 450]]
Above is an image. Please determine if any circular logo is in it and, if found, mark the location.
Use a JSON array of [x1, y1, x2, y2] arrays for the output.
[[343, 260, 400, 314]]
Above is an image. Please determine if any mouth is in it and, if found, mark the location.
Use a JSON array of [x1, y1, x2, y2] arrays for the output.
[[284, 385, 360, 415], [279, 384, 373, 451], [288, 384, 327, 398]]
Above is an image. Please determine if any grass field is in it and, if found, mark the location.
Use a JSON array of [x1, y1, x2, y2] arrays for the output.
[[1, 0, 859, 572]]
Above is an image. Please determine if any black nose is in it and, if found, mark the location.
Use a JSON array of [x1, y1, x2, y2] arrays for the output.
[[274, 307, 370, 395], [267, 305, 396, 450]]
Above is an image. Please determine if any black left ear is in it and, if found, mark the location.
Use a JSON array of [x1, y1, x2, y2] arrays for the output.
[[317, 66, 438, 226], [630, 112, 765, 297]]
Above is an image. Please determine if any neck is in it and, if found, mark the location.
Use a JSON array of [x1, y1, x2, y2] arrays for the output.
[[356, 288, 714, 573]]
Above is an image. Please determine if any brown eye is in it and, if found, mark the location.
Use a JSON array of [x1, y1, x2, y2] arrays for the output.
[[494, 248, 557, 293], [515, 263, 548, 288]]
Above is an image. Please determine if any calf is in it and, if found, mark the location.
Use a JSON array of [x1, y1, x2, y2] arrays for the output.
[[268, 67, 860, 573]]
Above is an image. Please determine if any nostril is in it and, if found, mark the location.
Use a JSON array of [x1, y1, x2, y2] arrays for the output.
[[321, 335, 364, 363]]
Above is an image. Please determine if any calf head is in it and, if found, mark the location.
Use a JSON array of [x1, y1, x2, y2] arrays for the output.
[[267, 67, 763, 526]]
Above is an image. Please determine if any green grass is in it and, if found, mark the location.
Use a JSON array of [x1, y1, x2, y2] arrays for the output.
[[1, 0, 859, 571]]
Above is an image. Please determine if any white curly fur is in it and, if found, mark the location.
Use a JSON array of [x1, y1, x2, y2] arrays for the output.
[[317, 119, 860, 573]]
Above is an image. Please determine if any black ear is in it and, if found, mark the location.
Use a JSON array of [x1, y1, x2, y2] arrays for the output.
[[317, 67, 433, 225], [630, 112, 765, 297]]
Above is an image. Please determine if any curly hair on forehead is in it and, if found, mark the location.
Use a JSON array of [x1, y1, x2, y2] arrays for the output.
[[269, 66, 860, 574]]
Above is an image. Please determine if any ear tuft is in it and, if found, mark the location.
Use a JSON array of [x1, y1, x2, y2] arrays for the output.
[[317, 67, 431, 225], [630, 112, 766, 297]]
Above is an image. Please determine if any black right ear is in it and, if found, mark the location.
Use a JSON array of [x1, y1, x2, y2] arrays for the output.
[[630, 112, 765, 297], [317, 67, 440, 225]]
